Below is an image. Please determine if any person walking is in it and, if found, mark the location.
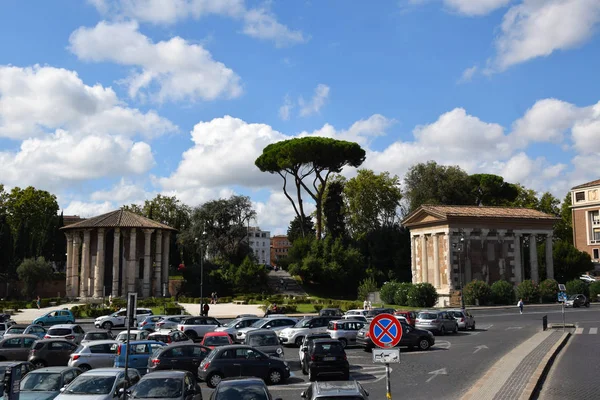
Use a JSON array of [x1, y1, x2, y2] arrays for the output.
[[36, 296, 41, 310], [203, 303, 210, 317], [518, 299, 524, 314], [363, 299, 368, 310]]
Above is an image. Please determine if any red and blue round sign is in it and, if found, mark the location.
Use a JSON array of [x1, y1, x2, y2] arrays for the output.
[[369, 313, 403, 348]]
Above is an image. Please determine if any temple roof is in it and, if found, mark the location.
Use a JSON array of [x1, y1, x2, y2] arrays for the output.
[[572, 179, 600, 190], [60, 209, 176, 231]]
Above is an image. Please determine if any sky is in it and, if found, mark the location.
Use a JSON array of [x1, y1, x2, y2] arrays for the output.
[[1, 0, 600, 235]]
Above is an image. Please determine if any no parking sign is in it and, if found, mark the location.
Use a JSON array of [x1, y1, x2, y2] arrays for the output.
[[369, 313, 403, 348]]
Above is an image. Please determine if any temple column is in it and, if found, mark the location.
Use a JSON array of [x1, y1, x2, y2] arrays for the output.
[[463, 229, 473, 283], [143, 229, 154, 298], [433, 234, 440, 288], [162, 231, 171, 295], [530, 234, 539, 283], [410, 234, 417, 283], [128, 228, 137, 294], [65, 233, 73, 297], [444, 233, 452, 289], [154, 230, 163, 297], [72, 233, 81, 297], [514, 233, 522, 285], [94, 229, 105, 298], [112, 228, 121, 297], [421, 234, 428, 283], [546, 233, 554, 280], [80, 230, 91, 298]]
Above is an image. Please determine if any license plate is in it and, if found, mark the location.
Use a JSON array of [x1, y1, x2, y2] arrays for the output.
[[323, 356, 335, 361]]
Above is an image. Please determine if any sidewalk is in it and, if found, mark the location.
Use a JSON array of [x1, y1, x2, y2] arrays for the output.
[[177, 302, 264, 318], [13, 303, 83, 324]]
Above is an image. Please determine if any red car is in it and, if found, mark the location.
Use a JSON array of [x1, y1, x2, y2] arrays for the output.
[[394, 310, 417, 327], [200, 331, 233, 349]]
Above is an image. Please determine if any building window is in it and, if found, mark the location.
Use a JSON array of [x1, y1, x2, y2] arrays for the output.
[[594, 249, 599, 259], [593, 227, 600, 242], [591, 211, 600, 226], [576, 191, 585, 202]]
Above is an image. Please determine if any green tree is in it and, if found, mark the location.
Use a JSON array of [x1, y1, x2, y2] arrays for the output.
[[463, 280, 492, 305], [379, 281, 400, 304], [565, 279, 589, 297], [52, 212, 67, 268], [469, 174, 518, 206], [554, 193, 573, 244], [403, 161, 474, 213], [255, 137, 366, 240], [553, 241, 593, 282], [589, 281, 600, 302], [228, 256, 268, 293], [360, 226, 411, 283], [17, 257, 53, 297], [344, 170, 402, 238], [287, 216, 315, 244], [539, 279, 559, 303], [322, 176, 347, 239], [407, 283, 438, 308], [510, 184, 539, 209], [516, 280, 539, 302], [491, 280, 515, 305], [357, 277, 377, 302], [121, 204, 144, 215], [0, 214, 14, 275], [537, 192, 560, 216]]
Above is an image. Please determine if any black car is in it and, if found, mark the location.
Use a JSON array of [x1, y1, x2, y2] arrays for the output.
[[566, 294, 590, 308], [356, 321, 435, 352], [126, 370, 203, 400], [303, 339, 349, 382], [319, 308, 343, 317], [147, 344, 211, 375], [245, 329, 285, 358], [365, 308, 395, 319], [209, 377, 283, 400], [198, 345, 290, 388]]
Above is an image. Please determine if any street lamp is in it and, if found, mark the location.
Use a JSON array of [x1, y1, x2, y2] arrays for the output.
[[196, 223, 207, 316], [452, 234, 466, 309]]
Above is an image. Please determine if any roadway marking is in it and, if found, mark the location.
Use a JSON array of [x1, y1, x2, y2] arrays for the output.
[[506, 327, 522, 330], [575, 327, 584, 334], [590, 327, 598, 334], [273, 364, 390, 390], [473, 345, 488, 354], [426, 368, 447, 383]]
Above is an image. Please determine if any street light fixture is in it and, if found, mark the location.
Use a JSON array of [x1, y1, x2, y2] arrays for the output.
[[452, 234, 466, 309]]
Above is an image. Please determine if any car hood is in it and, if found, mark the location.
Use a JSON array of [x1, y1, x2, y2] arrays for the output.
[[55, 394, 112, 400], [20, 391, 60, 400], [213, 326, 234, 333], [236, 327, 258, 334]]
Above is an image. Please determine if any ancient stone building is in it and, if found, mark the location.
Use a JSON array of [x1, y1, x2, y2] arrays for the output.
[[61, 210, 176, 299], [402, 205, 559, 306]]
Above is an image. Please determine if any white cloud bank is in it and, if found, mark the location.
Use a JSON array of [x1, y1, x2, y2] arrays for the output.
[[444, 0, 512, 16], [299, 84, 330, 117]]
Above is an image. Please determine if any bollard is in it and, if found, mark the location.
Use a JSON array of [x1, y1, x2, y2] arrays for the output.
[[542, 315, 548, 331]]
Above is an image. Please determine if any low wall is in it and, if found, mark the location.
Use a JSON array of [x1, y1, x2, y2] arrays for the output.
[[0, 280, 66, 299]]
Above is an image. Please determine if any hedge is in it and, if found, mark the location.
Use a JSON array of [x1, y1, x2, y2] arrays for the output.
[[463, 280, 491, 306], [491, 280, 515, 305], [516, 280, 539, 303]]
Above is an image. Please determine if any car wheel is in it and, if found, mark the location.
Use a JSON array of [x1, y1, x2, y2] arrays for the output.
[[418, 338, 431, 351], [295, 336, 304, 347], [207, 373, 223, 388], [67, 320, 74, 324], [308, 368, 316, 382], [102, 321, 113, 330], [33, 360, 46, 369], [339, 338, 348, 349], [185, 331, 198, 341], [586, 302, 590, 308], [453, 324, 458, 334], [79, 364, 91, 372], [439, 326, 446, 336], [471, 322, 476, 331], [268, 369, 284, 384]]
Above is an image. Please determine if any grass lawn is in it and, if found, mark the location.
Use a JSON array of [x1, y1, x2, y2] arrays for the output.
[[294, 303, 319, 313]]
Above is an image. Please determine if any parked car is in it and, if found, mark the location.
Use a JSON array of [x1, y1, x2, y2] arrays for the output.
[[147, 343, 211, 375], [33, 310, 75, 327], [415, 310, 458, 335], [213, 317, 261, 340], [0, 321, 15, 338], [236, 318, 297, 343], [278, 317, 336, 347], [326, 320, 366, 348], [356, 321, 435, 352], [341, 315, 367, 323], [198, 345, 290, 388], [301, 381, 369, 400], [0, 361, 34, 381], [298, 333, 331, 365], [125, 370, 203, 400], [244, 330, 284, 359], [0, 335, 40, 361], [5, 325, 47, 339], [68, 340, 119, 371], [319, 308, 343, 318], [580, 275, 596, 283], [209, 377, 283, 400], [302, 339, 349, 381], [565, 294, 590, 308], [155, 316, 186, 331], [115, 330, 150, 343], [19, 366, 82, 400], [29, 339, 78, 368], [447, 309, 476, 330], [44, 325, 85, 344], [94, 308, 153, 330], [114, 340, 166, 374], [365, 308, 396, 320], [148, 330, 192, 345], [0, 315, 15, 323], [177, 317, 222, 341], [344, 309, 368, 318], [80, 331, 114, 345], [394, 311, 418, 327], [54, 368, 141, 400], [138, 316, 166, 332], [200, 332, 233, 349]]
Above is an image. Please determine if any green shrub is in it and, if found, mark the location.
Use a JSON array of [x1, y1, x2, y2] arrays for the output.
[[491, 280, 515, 305], [313, 305, 323, 312], [406, 283, 438, 308], [393, 283, 412, 306], [539, 279, 559, 303], [463, 280, 491, 305], [589, 281, 600, 302], [165, 306, 183, 315], [380, 281, 400, 304], [87, 308, 112, 318], [516, 280, 539, 302], [357, 277, 377, 302], [566, 279, 589, 297], [281, 305, 298, 313], [70, 305, 81, 318]]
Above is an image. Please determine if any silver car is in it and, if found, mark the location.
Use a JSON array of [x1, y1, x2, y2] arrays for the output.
[[326, 320, 366, 348], [54, 368, 141, 400], [68, 340, 119, 371], [154, 316, 186, 331], [415, 310, 458, 335], [236, 317, 297, 343], [213, 317, 261, 339], [447, 309, 475, 330], [45, 325, 85, 344], [115, 330, 150, 343]]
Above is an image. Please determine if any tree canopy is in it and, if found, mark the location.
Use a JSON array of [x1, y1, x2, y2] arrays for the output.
[[470, 174, 518, 206], [287, 215, 316, 244]]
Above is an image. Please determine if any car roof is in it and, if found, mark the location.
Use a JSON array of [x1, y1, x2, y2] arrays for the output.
[[34, 339, 73, 343], [81, 340, 118, 346], [81, 368, 125, 376], [117, 330, 145, 334], [2, 334, 39, 339], [204, 331, 229, 336], [311, 339, 342, 345], [119, 340, 163, 345], [306, 333, 331, 339], [217, 377, 266, 388], [0, 361, 32, 367], [314, 381, 362, 395], [140, 370, 186, 378], [31, 366, 79, 373], [246, 329, 277, 336], [49, 324, 79, 329], [85, 330, 112, 334], [7, 325, 28, 329]]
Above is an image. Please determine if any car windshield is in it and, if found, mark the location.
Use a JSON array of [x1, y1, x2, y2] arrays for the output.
[[568, 295, 579, 300], [215, 385, 268, 400], [294, 319, 312, 328], [314, 343, 344, 354], [8, 327, 25, 334], [418, 313, 438, 320], [221, 319, 241, 328], [450, 311, 464, 318], [118, 334, 137, 340], [250, 319, 267, 328], [65, 376, 116, 395], [203, 336, 230, 346], [20, 373, 62, 391], [86, 333, 108, 340], [248, 334, 279, 347], [48, 328, 72, 336], [131, 378, 182, 399]]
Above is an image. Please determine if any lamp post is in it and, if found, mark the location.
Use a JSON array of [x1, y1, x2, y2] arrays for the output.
[[197, 223, 207, 316], [453, 234, 466, 309]]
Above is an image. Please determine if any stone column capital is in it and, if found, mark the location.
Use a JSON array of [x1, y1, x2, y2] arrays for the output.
[[97, 228, 105, 235], [114, 227, 121, 235], [497, 229, 507, 237], [481, 228, 490, 236], [143, 228, 155, 236], [65, 232, 74, 242]]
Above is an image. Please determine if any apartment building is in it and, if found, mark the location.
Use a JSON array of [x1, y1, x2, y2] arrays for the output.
[[271, 235, 292, 266], [247, 226, 271, 265], [571, 179, 600, 264]]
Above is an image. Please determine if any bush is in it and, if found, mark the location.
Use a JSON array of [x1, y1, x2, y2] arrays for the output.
[[165, 306, 183, 315], [516, 280, 539, 303], [393, 283, 413, 307], [491, 280, 515, 305], [463, 280, 491, 306], [539, 279, 559, 303], [357, 277, 377, 302], [565, 279, 589, 297], [70, 306, 81, 318], [379, 281, 400, 304], [589, 281, 600, 302], [313, 305, 323, 313], [406, 283, 438, 308]]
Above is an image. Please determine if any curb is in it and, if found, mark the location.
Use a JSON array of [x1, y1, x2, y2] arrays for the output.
[[548, 323, 576, 329], [519, 331, 571, 400]]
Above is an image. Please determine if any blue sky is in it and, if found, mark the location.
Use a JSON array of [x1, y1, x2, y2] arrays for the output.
[[1, 0, 599, 234]]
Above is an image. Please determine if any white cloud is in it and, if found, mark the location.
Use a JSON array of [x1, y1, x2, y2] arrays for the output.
[[0, 65, 176, 139], [254, 190, 316, 235], [69, 21, 242, 103], [62, 200, 116, 217], [299, 84, 330, 117], [458, 65, 478, 83], [572, 102, 600, 155], [278, 95, 293, 121], [491, 0, 600, 71], [444, 0, 511, 16], [89, 0, 307, 47], [90, 178, 153, 203]]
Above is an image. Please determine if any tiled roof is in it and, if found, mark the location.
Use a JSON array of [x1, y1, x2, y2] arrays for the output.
[[61, 210, 176, 231], [572, 179, 600, 190], [404, 204, 559, 223]]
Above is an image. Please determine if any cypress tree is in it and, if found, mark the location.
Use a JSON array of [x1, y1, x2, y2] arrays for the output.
[[0, 214, 14, 275]]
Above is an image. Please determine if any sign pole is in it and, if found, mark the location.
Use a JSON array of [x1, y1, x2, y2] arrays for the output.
[[124, 292, 137, 391], [386, 363, 392, 399], [562, 301, 565, 332], [369, 314, 402, 400]]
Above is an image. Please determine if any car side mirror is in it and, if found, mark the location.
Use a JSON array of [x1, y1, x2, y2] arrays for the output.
[[59, 387, 66, 393], [265, 325, 271, 329], [235, 324, 241, 329], [300, 391, 306, 398]]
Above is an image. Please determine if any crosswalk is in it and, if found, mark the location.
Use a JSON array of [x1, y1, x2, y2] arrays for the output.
[[574, 327, 598, 334]]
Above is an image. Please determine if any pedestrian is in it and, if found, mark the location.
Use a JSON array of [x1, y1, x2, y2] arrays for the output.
[[518, 298, 524, 314], [203, 303, 210, 316], [108, 294, 113, 307], [363, 299, 368, 310], [36, 296, 41, 310], [367, 300, 372, 310], [214, 292, 218, 304]]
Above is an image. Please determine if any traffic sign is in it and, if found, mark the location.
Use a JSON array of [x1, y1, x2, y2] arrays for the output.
[[369, 313, 403, 348], [373, 348, 400, 363], [558, 291, 567, 303]]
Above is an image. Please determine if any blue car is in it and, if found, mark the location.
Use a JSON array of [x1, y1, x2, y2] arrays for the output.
[[137, 315, 165, 331], [33, 310, 75, 327], [114, 340, 166, 374]]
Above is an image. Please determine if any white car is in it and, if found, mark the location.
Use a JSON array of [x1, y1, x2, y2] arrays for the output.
[[94, 308, 153, 330], [115, 330, 150, 343], [278, 316, 334, 347], [344, 309, 368, 317], [236, 317, 298, 343], [580, 275, 596, 283]]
